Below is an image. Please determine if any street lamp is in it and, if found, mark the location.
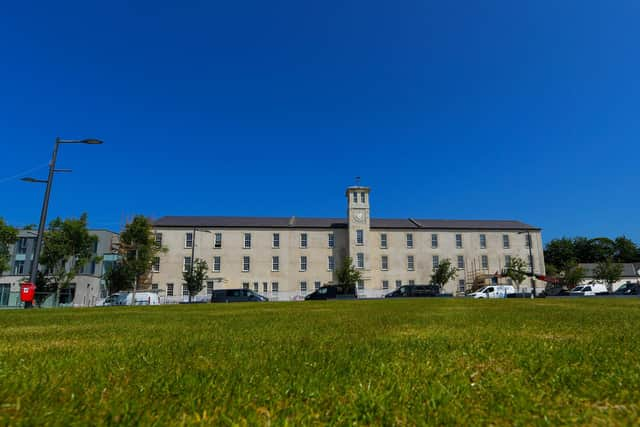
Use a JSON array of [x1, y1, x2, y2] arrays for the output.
[[21, 137, 103, 308], [518, 230, 536, 298]]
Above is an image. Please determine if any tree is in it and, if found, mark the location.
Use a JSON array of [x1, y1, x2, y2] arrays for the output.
[[562, 263, 585, 290], [119, 215, 164, 291], [104, 261, 135, 295], [0, 218, 18, 276], [589, 237, 616, 263], [32, 271, 57, 307], [336, 256, 361, 289], [505, 257, 527, 293], [593, 259, 624, 293], [39, 213, 99, 304], [613, 236, 639, 263], [182, 259, 208, 302], [544, 238, 576, 272], [430, 258, 458, 290]]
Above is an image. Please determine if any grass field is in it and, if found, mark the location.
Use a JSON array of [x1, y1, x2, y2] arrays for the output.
[[1, 298, 639, 425]]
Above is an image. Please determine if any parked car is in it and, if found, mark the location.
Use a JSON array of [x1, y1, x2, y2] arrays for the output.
[[211, 289, 268, 303], [468, 285, 516, 299], [569, 284, 608, 296], [385, 284, 440, 298], [96, 293, 124, 306], [614, 282, 639, 295], [304, 285, 357, 300], [97, 292, 160, 306]]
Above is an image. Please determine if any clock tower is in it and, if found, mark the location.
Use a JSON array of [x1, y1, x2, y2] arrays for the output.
[[346, 186, 371, 283]]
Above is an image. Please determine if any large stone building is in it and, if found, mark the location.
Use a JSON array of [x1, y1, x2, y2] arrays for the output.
[[151, 186, 545, 301]]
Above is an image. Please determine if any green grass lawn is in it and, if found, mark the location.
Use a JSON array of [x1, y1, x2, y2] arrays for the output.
[[1, 298, 639, 425]]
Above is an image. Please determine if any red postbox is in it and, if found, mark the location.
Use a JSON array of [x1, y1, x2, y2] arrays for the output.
[[20, 282, 36, 303]]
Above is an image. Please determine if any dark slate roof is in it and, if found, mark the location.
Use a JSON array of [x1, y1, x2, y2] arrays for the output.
[[153, 216, 539, 230], [579, 263, 640, 278]]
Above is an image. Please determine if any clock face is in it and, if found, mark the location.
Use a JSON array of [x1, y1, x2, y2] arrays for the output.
[[354, 212, 365, 223]]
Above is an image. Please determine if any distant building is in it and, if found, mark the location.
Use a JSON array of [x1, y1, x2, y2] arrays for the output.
[[0, 229, 119, 307], [579, 263, 640, 291], [151, 186, 545, 301]]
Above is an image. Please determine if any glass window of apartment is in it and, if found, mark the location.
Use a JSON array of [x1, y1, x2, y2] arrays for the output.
[[14, 260, 25, 275], [328, 233, 335, 248], [505, 255, 512, 267], [431, 233, 438, 249], [300, 256, 307, 271], [409, 280, 415, 285], [17, 238, 28, 254], [481, 255, 489, 269], [360, 192, 366, 203], [380, 233, 387, 249], [352, 192, 358, 203], [273, 233, 280, 248], [314, 281, 321, 290], [356, 229, 364, 245], [244, 233, 252, 249], [254, 282, 259, 292], [152, 283, 159, 291], [458, 279, 465, 293], [272, 282, 279, 293], [300, 233, 308, 248], [479, 234, 487, 249], [152, 257, 160, 273], [395, 280, 402, 289], [328, 255, 335, 271], [272, 256, 280, 272], [381, 255, 388, 271], [183, 256, 192, 273], [406, 233, 414, 248], [357, 280, 364, 290], [432, 255, 439, 269], [182, 285, 189, 297], [457, 255, 464, 269], [300, 281, 307, 293], [356, 253, 364, 269], [154, 233, 163, 246], [382, 280, 389, 290], [242, 256, 250, 272], [407, 255, 415, 271], [263, 282, 268, 293], [455, 234, 463, 249], [167, 283, 174, 296], [214, 233, 222, 249], [213, 256, 221, 272], [206, 281, 214, 295], [185, 232, 193, 248], [503, 234, 510, 249], [242, 282, 249, 290]]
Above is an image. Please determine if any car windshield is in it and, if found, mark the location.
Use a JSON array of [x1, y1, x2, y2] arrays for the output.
[[572, 286, 583, 292], [116, 293, 129, 304], [475, 287, 487, 294]]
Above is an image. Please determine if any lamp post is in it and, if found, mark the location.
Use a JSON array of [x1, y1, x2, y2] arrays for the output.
[[21, 137, 103, 308], [518, 230, 536, 298]]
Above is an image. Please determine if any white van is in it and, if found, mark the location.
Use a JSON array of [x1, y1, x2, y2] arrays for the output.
[[470, 285, 516, 299], [100, 292, 160, 306], [570, 284, 608, 296]]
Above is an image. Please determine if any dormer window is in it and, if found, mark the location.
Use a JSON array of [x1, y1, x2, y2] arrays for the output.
[[352, 192, 358, 203], [360, 192, 366, 203]]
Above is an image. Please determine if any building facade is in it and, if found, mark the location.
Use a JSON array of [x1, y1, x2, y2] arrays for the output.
[[151, 186, 545, 301], [0, 229, 119, 307]]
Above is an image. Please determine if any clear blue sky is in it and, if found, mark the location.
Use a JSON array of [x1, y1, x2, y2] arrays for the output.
[[1, 0, 639, 243]]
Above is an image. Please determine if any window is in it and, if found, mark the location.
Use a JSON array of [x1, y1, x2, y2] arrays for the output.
[[360, 192, 366, 203], [300, 256, 308, 271], [458, 279, 465, 293], [406, 233, 414, 248], [154, 233, 163, 246], [356, 253, 364, 269], [17, 238, 28, 254], [242, 282, 249, 290], [352, 192, 358, 203], [432, 255, 439, 269], [14, 260, 24, 275], [152, 283, 159, 291], [409, 280, 415, 285], [272, 282, 279, 293], [152, 257, 160, 273], [314, 281, 321, 290], [503, 234, 510, 249], [380, 233, 387, 249], [182, 285, 189, 296], [480, 234, 486, 249], [505, 255, 512, 267], [457, 255, 464, 269], [395, 280, 402, 288], [244, 233, 252, 249], [273, 233, 280, 248], [242, 256, 250, 272], [207, 281, 214, 295], [183, 256, 192, 273], [328, 233, 335, 248], [213, 256, 221, 272], [272, 256, 280, 272], [328, 256, 335, 271], [263, 282, 268, 293], [167, 283, 174, 296], [185, 232, 193, 248], [254, 282, 259, 292], [431, 234, 438, 249], [455, 234, 463, 249], [382, 280, 389, 290], [300, 281, 307, 293], [214, 233, 222, 249], [407, 255, 415, 271], [356, 229, 364, 245], [357, 280, 364, 290], [300, 233, 308, 248], [526, 233, 532, 248], [381, 255, 388, 271], [481, 255, 489, 269]]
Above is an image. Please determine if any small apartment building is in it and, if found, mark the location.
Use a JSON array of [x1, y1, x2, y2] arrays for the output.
[[151, 186, 545, 301]]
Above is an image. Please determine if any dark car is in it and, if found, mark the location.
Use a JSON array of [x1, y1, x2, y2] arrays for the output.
[[211, 289, 268, 303], [385, 284, 440, 298], [304, 285, 357, 300], [614, 282, 639, 295]]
